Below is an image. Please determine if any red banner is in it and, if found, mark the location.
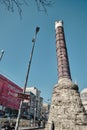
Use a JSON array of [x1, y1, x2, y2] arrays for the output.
[[0, 74, 23, 110]]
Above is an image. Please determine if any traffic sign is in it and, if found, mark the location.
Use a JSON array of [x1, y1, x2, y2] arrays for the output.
[[17, 93, 30, 100]]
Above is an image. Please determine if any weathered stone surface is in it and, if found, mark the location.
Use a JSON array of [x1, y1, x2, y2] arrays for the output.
[[45, 78, 87, 130]]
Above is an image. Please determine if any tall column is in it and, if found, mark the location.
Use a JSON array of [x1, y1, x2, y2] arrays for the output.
[[55, 20, 71, 81], [45, 20, 87, 130]]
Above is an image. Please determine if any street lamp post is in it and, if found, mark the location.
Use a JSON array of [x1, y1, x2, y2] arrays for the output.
[[15, 27, 40, 130], [0, 50, 4, 61]]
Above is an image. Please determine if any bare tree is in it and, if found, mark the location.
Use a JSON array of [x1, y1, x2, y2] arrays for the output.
[[0, 0, 53, 16], [35, 0, 53, 12]]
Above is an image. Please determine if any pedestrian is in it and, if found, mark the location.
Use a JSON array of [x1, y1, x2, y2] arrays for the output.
[[30, 119, 33, 127], [4, 121, 11, 130], [38, 119, 41, 128], [43, 120, 46, 128], [51, 121, 55, 130], [0, 122, 1, 130]]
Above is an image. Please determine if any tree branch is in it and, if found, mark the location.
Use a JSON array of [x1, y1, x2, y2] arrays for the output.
[[0, 0, 53, 16], [35, 0, 53, 13]]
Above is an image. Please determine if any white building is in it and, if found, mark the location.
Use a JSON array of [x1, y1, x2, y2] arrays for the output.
[[42, 103, 50, 121], [80, 88, 87, 112], [23, 87, 43, 120]]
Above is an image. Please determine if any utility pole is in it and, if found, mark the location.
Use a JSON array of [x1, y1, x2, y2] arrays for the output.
[[0, 50, 4, 61], [15, 26, 40, 130]]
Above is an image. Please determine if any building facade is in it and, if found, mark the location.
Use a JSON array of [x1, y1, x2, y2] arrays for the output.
[[80, 88, 87, 113], [23, 87, 43, 120], [42, 103, 50, 121]]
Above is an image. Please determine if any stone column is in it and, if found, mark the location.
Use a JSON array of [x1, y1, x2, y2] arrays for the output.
[[55, 21, 71, 81], [45, 20, 87, 130]]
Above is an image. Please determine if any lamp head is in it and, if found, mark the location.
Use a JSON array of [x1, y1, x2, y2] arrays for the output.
[[1, 50, 4, 54], [36, 26, 40, 34]]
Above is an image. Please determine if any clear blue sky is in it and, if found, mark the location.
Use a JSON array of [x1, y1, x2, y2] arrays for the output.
[[0, 0, 87, 102]]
